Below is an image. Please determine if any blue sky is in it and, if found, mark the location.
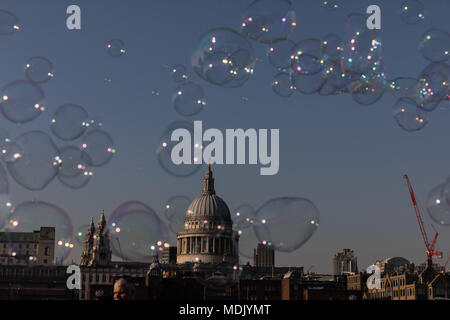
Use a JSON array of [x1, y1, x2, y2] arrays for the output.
[[0, 0, 449, 273]]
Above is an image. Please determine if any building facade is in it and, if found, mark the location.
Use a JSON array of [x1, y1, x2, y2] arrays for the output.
[[0, 227, 55, 266], [253, 243, 275, 267], [333, 249, 358, 275]]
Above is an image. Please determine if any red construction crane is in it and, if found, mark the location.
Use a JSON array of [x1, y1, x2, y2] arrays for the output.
[[403, 174, 442, 260]]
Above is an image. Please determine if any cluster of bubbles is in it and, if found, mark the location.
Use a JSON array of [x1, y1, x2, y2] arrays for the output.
[[426, 177, 450, 226], [107, 201, 170, 262], [391, 29, 449, 132]]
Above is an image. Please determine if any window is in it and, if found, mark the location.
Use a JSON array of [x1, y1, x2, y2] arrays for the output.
[[44, 247, 49, 256]]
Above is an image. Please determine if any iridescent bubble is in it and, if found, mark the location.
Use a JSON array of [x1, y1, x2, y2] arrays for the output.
[[393, 97, 429, 131], [323, 34, 344, 60], [107, 39, 126, 58], [0, 80, 45, 123], [254, 197, 320, 252], [24, 57, 54, 84], [164, 195, 191, 236], [272, 72, 295, 97], [420, 29, 450, 63], [420, 62, 450, 103], [156, 121, 202, 177], [351, 74, 386, 106], [57, 146, 90, 178], [172, 82, 206, 116], [426, 182, 450, 226], [80, 130, 115, 167], [322, 59, 353, 89], [0, 10, 19, 35], [75, 224, 90, 247], [171, 64, 189, 82], [292, 72, 326, 95], [5, 131, 60, 190], [267, 40, 295, 70], [5, 201, 74, 263], [51, 104, 89, 141], [400, 0, 425, 25], [322, 0, 340, 11], [241, 0, 296, 44], [107, 201, 170, 262], [58, 165, 92, 189], [291, 39, 326, 75], [192, 28, 256, 87], [388, 77, 419, 99], [416, 72, 449, 111]]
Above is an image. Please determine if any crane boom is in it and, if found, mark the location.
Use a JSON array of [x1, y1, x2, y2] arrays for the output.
[[404, 174, 431, 252]]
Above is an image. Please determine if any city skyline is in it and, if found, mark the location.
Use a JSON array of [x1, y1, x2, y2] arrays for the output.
[[0, 0, 448, 274]]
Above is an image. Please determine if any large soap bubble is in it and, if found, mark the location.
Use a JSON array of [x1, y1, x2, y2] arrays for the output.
[[107, 201, 170, 262], [400, 0, 425, 25], [0, 80, 45, 124], [80, 129, 115, 167], [51, 104, 89, 141], [5, 201, 74, 264], [254, 197, 320, 252], [157, 121, 202, 177], [241, 0, 296, 44], [426, 181, 450, 226], [172, 82, 206, 116], [420, 29, 450, 63], [25, 57, 54, 84], [192, 28, 256, 88], [393, 97, 429, 131], [5, 131, 60, 190]]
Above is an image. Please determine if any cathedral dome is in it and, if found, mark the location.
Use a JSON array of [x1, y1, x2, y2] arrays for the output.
[[184, 165, 231, 222]]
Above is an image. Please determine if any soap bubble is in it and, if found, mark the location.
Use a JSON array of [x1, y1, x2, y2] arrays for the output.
[[107, 39, 126, 58], [291, 39, 326, 75], [393, 97, 429, 131], [81, 130, 115, 167], [51, 104, 89, 141], [272, 72, 295, 97], [57, 146, 90, 178], [171, 64, 189, 82], [5, 131, 60, 190], [351, 74, 386, 106], [420, 29, 450, 63], [107, 201, 170, 262], [344, 30, 383, 74], [346, 13, 367, 36], [0, 10, 19, 35], [388, 77, 419, 99], [416, 71, 449, 111], [5, 201, 74, 263], [254, 197, 320, 252], [267, 40, 295, 70], [192, 28, 256, 87], [426, 182, 450, 226], [241, 0, 296, 44], [157, 121, 202, 178], [172, 82, 206, 116], [0, 80, 45, 123], [292, 72, 326, 95], [24, 57, 54, 84], [232, 204, 259, 261], [400, 0, 425, 25]]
